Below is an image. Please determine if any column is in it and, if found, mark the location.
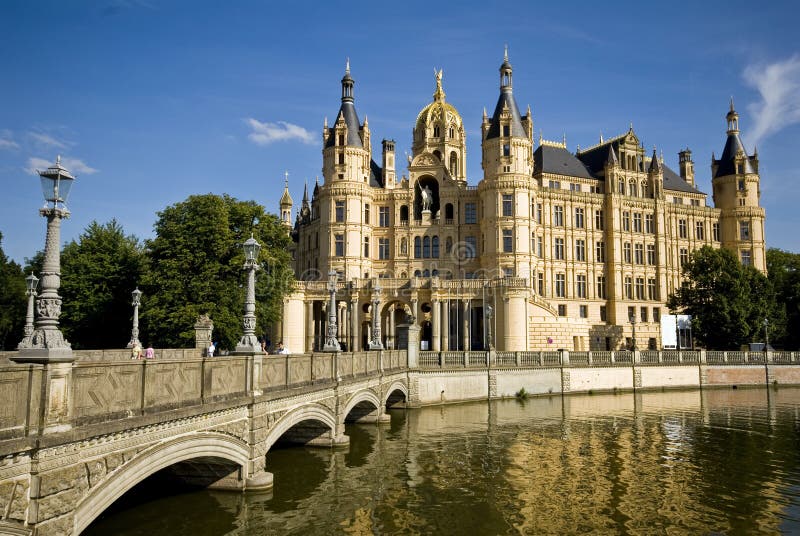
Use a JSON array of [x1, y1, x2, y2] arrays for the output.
[[388, 305, 396, 349], [432, 298, 441, 351], [463, 299, 470, 351], [442, 300, 450, 351], [305, 301, 314, 353], [350, 299, 359, 352]]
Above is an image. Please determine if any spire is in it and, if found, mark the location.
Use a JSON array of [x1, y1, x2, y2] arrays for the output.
[[648, 147, 661, 173], [715, 98, 753, 178], [302, 179, 309, 204], [327, 60, 362, 148], [280, 171, 293, 207], [606, 145, 618, 166], [486, 48, 525, 140], [726, 97, 739, 134], [341, 58, 354, 103]]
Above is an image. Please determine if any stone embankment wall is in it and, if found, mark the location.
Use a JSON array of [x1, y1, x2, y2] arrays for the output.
[[409, 349, 800, 405]]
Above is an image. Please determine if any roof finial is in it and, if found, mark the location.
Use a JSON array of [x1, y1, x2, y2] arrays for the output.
[[284, 170, 289, 187], [629, 122, 634, 132], [562, 133, 566, 146], [539, 129, 543, 144], [504, 44, 509, 62], [730, 96, 735, 112], [433, 68, 445, 101], [599, 130, 604, 143], [345, 57, 350, 75], [56, 155, 61, 165]]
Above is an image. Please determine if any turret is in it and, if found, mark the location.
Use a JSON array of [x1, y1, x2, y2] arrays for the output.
[[279, 171, 293, 229], [678, 148, 695, 187], [382, 139, 396, 188], [711, 99, 766, 271]]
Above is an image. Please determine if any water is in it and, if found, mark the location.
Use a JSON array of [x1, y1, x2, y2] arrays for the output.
[[86, 388, 800, 535]]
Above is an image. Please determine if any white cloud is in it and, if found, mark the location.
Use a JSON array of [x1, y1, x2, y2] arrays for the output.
[[28, 132, 68, 149], [245, 118, 316, 145], [0, 130, 18, 150], [744, 55, 800, 148], [26, 156, 98, 175]]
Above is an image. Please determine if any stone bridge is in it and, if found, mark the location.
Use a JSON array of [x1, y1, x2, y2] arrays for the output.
[[0, 349, 410, 535], [1, 343, 800, 535]]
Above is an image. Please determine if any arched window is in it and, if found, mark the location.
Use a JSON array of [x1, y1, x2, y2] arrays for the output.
[[618, 179, 624, 194], [433, 126, 440, 137], [432, 269, 439, 277], [423, 269, 430, 277], [448, 127, 454, 138], [400, 205, 409, 222], [433, 150, 442, 162], [432, 236, 440, 258], [641, 181, 649, 198], [445, 203, 454, 220], [414, 237, 422, 258], [445, 236, 453, 255], [449, 152, 458, 176], [414, 270, 421, 277], [423, 236, 431, 258], [628, 180, 637, 197]]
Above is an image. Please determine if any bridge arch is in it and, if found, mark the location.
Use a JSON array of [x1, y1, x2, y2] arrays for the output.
[[263, 403, 338, 451], [384, 381, 408, 408], [74, 432, 249, 535], [343, 389, 382, 418]]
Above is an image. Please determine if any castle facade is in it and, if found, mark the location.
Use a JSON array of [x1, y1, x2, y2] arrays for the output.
[[275, 53, 766, 353]]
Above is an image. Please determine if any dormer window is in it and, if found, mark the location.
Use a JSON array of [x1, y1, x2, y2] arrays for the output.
[[503, 125, 510, 137], [433, 126, 440, 137], [449, 127, 454, 138], [338, 134, 344, 146], [738, 180, 745, 191], [737, 163, 744, 174]]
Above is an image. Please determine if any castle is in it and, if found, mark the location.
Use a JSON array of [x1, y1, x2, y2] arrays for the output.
[[274, 51, 766, 353]]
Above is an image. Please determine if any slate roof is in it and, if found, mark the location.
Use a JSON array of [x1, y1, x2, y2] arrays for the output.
[[713, 132, 755, 178], [369, 159, 384, 188], [486, 89, 526, 140], [325, 101, 362, 148], [534, 144, 595, 180], [663, 164, 703, 194]]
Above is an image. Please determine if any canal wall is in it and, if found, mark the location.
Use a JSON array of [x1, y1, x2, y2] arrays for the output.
[[408, 349, 800, 405]]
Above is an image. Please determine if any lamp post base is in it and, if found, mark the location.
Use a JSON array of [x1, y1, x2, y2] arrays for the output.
[[235, 335, 261, 355], [15, 328, 73, 363]]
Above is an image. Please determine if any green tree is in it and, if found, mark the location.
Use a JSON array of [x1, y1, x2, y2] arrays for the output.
[[667, 246, 777, 349], [142, 194, 293, 350], [0, 233, 27, 350], [767, 248, 800, 348], [58, 220, 146, 349]]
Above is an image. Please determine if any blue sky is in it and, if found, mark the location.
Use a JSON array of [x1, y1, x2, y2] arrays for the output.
[[1, 1, 799, 264]]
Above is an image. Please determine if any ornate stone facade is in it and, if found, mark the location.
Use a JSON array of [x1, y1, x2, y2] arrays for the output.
[[281, 53, 766, 353]]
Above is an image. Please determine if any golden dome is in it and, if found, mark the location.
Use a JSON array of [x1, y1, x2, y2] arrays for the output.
[[414, 69, 463, 135]]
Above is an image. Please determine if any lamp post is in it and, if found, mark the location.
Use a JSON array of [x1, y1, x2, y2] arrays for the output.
[[23, 274, 39, 337], [235, 235, 261, 353], [127, 288, 142, 348], [17, 156, 74, 362], [764, 318, 770, 353], [323, 270, 341, 352], [369, 282, 384, 350], [630, 314, 637, 351], [486, 305, 494, 350]]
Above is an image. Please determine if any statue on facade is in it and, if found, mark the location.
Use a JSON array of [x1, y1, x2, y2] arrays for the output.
[[420, 184, 433, 212]]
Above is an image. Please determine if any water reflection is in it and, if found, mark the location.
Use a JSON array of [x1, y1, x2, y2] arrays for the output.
[[86, 388, 800, 535]]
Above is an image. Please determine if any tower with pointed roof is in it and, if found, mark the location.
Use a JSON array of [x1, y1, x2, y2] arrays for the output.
[[711, 100, 766, 271], [479, 48, 535, 280]]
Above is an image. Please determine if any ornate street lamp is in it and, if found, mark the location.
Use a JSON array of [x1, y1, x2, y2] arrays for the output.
[[127, 288, 142, 348], [235, 235, 262, 353], [369, 282, 384, 350], [23, 273, 39, 337], [16, 156, 74, 362], [630, 314, 637, 351], [323, 270, 341, 352], [764, 318, 770, 354]]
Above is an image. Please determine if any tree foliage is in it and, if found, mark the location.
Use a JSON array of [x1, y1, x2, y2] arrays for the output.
[[0, 233, 26, 350], [667, 246, 778, 349], [141, 194, 293, 350], [57, 220, 146, 349], [767, 248, 800, 348]]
